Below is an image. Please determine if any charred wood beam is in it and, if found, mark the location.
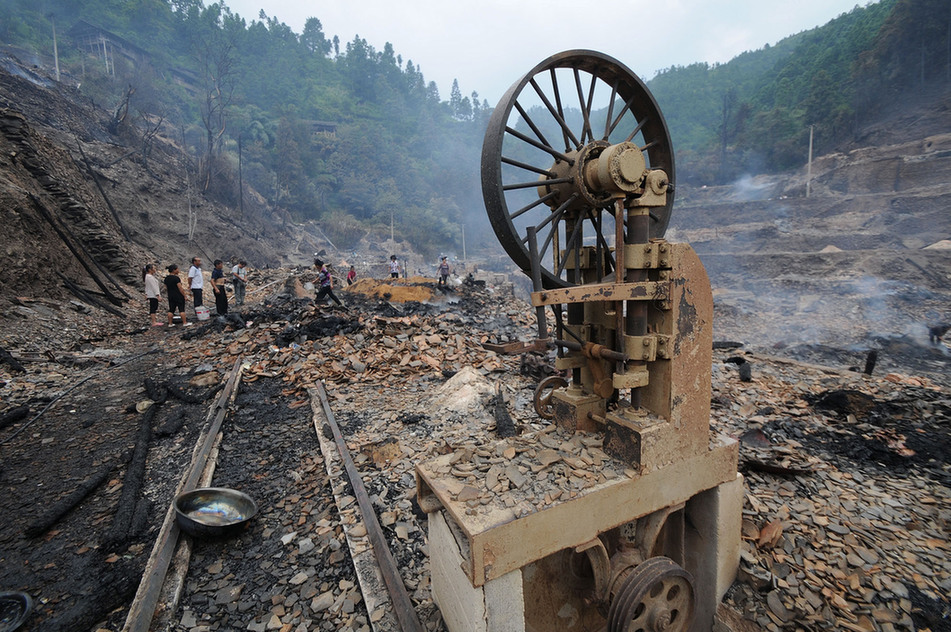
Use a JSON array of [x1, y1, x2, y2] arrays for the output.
[[104, 401, 157, 548], [492, 384, 517, 437], [30, 193, 124, 306], [40, 558, 139, 632], [0, 346, 26, 373], [904, 257, 945, 287], [24, 451, 131, 538], [0, 405, 29, 430], [75, 141, 136, 246], [0, 348, 159, 447], [57, 272, 125, 318]]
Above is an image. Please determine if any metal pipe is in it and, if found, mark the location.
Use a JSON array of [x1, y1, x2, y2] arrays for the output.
[[552, 338, 627, 363], [626, 206, 650, 408], [527, 226, 549, 341]]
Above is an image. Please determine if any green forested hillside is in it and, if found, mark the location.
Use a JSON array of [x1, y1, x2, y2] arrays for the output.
[[1, 0, 949, 253], [0, 0, 491, 254], [650, 0, 951, 185]]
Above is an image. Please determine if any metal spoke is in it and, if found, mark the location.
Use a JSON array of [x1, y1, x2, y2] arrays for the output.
[[501, 155, 556, 178], [503, 177, 572, 192], [587, 208, 615, 276], [514, 101, 553, 154], [607, 92, 637, 139], [505, 126, 574, 164], [573, 68, 594, 145], [523, 193, 576, 244], [509, 190, 559, 221], [624, 118, 647, 144], [548, 68, 571, 150], [530, 77, 580, 150], [603, 83, 619, 140], [535, 200, 573, 262], [555, 215, 585, 278]]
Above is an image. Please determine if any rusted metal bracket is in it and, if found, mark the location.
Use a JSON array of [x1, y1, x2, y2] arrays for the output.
[[531, 281, 668, 307], [482, 339, 549, 355]]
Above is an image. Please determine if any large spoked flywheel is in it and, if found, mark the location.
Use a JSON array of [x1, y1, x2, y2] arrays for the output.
[[482, 50, 675, 289]]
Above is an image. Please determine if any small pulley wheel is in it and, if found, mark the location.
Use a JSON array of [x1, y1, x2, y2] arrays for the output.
[[607, 557, 695, 632], [533, 375, 568, 419]]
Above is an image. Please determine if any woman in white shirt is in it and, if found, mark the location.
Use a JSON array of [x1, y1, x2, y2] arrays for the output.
[[144, 263, 163, 327]]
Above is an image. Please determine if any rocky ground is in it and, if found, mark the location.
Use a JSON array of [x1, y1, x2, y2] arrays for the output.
[[0, 269, 948, 632], [0, 44, 950, 632]]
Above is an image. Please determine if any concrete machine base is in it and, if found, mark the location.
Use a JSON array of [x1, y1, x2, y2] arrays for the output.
[[419, 440, 743, 632]]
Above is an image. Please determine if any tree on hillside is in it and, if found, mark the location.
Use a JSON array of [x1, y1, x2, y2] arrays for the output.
[[301, 17, 331, 56], [855, 0, 951, 114], [192, 3, 239, 193]]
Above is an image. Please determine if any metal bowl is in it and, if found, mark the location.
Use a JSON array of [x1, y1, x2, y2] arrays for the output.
[[174, 487, 257, 539], [0, 591, 32, 632]]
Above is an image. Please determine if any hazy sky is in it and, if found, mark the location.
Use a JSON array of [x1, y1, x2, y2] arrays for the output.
[[223, 0, 871, 104]]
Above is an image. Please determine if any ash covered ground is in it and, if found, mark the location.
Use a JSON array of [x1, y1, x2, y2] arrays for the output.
[[0, 52, 949, 632]]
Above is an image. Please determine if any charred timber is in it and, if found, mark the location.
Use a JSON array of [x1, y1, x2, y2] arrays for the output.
[[0, 346, 26, 373], [25, 452, 130, 538], [0, 404, 29, 430], [104, 402, 157, 548], [30, 193, 124, 307], [57, 272, 126, 317]]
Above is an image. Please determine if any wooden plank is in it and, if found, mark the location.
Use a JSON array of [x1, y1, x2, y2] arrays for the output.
[[314, 382, 425, 632], [309, 388, 400, 632]]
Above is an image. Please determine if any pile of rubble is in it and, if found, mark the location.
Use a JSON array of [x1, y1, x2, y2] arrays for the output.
[[1, 267, 949, 632]]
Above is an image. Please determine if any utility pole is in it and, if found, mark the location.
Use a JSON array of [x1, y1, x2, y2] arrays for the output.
[[238, 134, 244, 218], [806, 125, 814, 198], [49, 14, 60, 82], [390, 211, 394, 241], [461, 223, 467, 264]]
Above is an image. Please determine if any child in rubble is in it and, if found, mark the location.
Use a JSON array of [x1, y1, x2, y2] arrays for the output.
[[314, 258, 344, 307]]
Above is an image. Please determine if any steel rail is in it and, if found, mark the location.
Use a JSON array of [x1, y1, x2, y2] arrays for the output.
[[315, 381, 425, 632]]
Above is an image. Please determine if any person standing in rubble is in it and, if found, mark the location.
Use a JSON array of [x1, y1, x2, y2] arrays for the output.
[[231, 260, 248, 306], [164, 264, 191, 326], [187, 256, 204, 311], [437, 256, 451, 286], [314, 258, 343, 307], [143, 263, 163, 327], [211, 259, 228, 315], [389, 255, 401, 279]]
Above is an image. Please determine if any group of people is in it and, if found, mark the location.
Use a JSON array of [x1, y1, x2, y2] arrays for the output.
[[143, 257, 248, 327], [143, 252, 456, 325]]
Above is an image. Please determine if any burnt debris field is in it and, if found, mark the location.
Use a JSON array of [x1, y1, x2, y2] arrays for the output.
[[0, 273, 949, 632], [0, 53, 950, 632]]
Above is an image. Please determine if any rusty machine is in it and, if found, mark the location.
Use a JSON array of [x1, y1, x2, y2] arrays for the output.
[[416, 51, 743, 632]]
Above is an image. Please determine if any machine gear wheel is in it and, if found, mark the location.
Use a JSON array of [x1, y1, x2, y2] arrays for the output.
[[607, 556, 695, 632]]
